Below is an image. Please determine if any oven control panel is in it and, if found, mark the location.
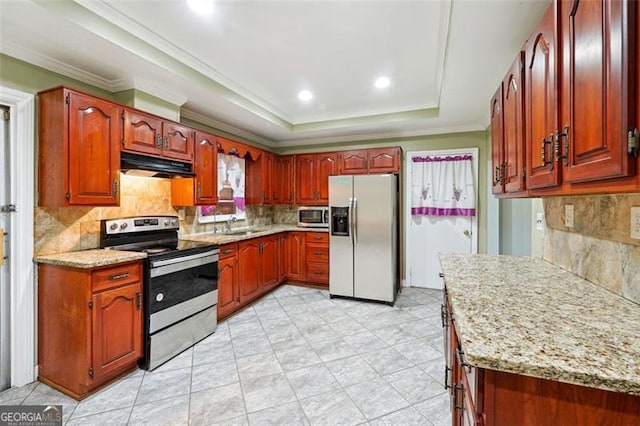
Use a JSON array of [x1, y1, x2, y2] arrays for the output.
[[103, 216, 179, 235]]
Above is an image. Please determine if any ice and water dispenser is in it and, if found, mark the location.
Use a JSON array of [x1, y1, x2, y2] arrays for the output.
[[331, 207, 349, 236]]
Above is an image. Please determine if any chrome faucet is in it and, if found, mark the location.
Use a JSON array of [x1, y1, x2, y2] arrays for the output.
[[225, 216, 237, 234]]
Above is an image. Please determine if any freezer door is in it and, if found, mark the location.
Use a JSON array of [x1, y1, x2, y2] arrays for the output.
[[353, 174, 397, 302], [329, 175, 354, 297]]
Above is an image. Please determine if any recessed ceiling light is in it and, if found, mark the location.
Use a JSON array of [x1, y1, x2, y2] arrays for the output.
[[374, 76, 391, 89], [298, 90, 313, 102], [187, 0, 214, 15]]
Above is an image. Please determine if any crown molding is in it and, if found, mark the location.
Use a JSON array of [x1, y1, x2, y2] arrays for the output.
[[180, 108, 275, 147], [110, 77, 188, 106]]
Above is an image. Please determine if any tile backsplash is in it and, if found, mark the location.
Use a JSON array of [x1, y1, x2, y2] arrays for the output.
[[542, 194, 640, 304], [35, 175, 300, 255]]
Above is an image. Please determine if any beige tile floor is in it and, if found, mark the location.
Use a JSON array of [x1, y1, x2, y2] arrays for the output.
[[0, 285, 451, 425]]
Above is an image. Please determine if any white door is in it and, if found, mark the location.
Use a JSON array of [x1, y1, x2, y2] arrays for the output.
[[405, 149, 478, 289], [0, 105, 10, 391]]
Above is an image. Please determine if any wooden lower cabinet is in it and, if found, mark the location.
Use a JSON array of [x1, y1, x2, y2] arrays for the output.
[[285, 232, 306, 282], [38, 261, 143, 399], [304, 232, 329, 286], [217, 243, 240, 320], [442, 290, 640, 425], [260, 235, 279, 289], [238, 239, 261, 303]]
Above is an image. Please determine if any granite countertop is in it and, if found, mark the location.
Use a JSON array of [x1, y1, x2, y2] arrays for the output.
[[439, 254, 640, 395], [180, 224, 328, 245], [35, 249, 147, 269]]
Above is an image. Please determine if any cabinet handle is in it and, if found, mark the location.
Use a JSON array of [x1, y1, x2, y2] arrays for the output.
[[555, 125, 570, 166], [452, 384, 464, 411], [223, 249, 233, 255], [444, 366, 452, 390], [289, 191, 293, 201], [196, 182, 201, 199], [541, 135, 554, 170], [108, 272, 129, 281], [314, 250, 323, 255], [457, 348, 473, 373], [313, 271, 323, 275], [136, 292, 141, 310], [314, 236, 322, 240], [113, 180, 119, 196], [494, 166, 500, 184], [164, 136, 169, 150], [156, 134, 162, 149]]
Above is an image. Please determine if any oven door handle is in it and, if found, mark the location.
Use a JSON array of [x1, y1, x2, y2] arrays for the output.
[[150, 253, 218, 278], [150, 249, 219, 268]]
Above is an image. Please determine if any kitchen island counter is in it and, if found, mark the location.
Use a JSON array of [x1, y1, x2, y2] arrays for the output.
[[440, 254, 640, 396]]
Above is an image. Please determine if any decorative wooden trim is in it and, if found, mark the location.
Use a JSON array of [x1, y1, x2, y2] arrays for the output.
[[215, 136, 262, 161]]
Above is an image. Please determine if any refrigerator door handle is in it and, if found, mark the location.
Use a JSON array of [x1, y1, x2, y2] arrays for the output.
[[352, 198, 357, 244], [348, 198, 354, 245]]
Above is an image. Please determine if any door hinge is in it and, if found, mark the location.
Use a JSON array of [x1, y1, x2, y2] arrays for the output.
[[0, 205, 16, 213], [65, 94, 70, 105], [628, 128, 639, 158], [88, 300, 93, 309], [88, 367, 94, 378], [2, 109, 9, 121]]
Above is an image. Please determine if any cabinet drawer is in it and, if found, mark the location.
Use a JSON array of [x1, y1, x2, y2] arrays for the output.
[[219, 243, 238, 260], [305, 262, 329, 284], [305, 245, 328, 262], [92, 262, 142, 293], [306, 232, 329, 244]]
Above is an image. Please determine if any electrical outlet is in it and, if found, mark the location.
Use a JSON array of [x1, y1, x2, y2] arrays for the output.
[[631, 207, 640, 239], [565, 204, 574, 228], [178, 208, 186, 221], [536, 212, 545, 231]]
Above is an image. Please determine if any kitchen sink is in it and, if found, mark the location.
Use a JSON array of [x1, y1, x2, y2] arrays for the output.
[[223, 227, 265, 236]]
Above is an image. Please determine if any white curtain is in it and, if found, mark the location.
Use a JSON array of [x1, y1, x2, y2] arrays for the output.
[[411, 154, 476, 217]]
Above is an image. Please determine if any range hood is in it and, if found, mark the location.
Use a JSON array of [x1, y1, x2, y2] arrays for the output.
[[120, 152, 196, 178]]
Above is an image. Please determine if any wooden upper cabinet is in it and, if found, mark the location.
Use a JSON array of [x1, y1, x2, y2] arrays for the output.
[[339, 150, 369, 174], [316, 153, 337, 204], [338, 147, 401, 175], [122, 109, 194, 162], [525, 3, 560, 190], [295, 154, 318, 205], [171, 130, 217, 206], [274, 155, 295, 204], [559, 0, 636, 183], [246, 150, 274, 205], [503, 53, 526, 193], [122, 109, 162, 157], [38, 87, 121, 207], [163, 122, 194, 162], [368, 147, 400, 173], [490, 84, 505, 195]]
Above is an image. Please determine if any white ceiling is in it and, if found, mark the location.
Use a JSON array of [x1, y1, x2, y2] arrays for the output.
[[0, 0, 549, 147]]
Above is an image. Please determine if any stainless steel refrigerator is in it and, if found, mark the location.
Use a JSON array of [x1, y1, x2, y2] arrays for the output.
[[329, 174, 398, 305]]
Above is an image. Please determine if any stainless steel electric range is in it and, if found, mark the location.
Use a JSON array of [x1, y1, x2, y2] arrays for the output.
[[100, 216, 219, 370]]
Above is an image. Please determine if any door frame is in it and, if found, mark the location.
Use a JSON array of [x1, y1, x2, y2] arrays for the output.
[[0, 86, 35, 387], [403, 148, 479, 287]]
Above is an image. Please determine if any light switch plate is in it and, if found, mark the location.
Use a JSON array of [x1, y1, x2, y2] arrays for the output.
[[536, 212, 545, 231], [565, 205, 574, 228], [631, 207, 640, 239]]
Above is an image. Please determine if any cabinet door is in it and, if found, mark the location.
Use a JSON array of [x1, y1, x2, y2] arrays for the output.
[[296, 154, 317, 204], [238, 241, 261, 302], [68, 92, 121, 205], [274, 155, 295, 204], [278, 234, 287, 283], [217, 255, 239, 319], [91, 283, 142, 380], [503, 54, 526, 193], [261, 236, 279, 289], [490, 85, 505, 194], [525, 4, 560, 189], [316, 153, 337, 204], [339, 150, 368, 174], [263, 152, 274, 204], [559, 0, 636, 183], [286, 232, 306, 281], [163, 122, 194, 162], [194, 131, 218, 205], [122, 109, 163, 157], [368, 147, 400, 174]]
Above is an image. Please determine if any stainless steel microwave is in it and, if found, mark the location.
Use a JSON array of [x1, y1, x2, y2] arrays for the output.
[[297, 206, 329, 228]]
